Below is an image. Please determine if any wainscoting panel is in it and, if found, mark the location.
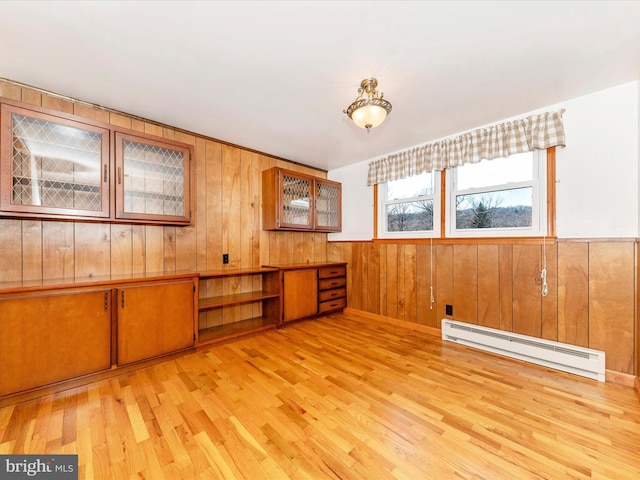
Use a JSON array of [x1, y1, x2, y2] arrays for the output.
[[329, 239, 636, 375], [453, 244, 478, 325], [588, 242, 634, 374], [557, 242, 589, 347], [477, 244, 500, 329]]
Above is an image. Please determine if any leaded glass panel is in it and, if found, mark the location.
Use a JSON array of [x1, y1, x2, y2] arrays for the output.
[[316, 182, 340, 228], [281, 173, 311, 226], [10, 114, 102, 210], [122, 140, 185, 217]]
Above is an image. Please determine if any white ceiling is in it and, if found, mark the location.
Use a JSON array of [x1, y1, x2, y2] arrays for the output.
[[1, 1, 640, 171]]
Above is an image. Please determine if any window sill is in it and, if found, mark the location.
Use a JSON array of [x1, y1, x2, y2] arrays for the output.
[[372, 236, 557, 245]]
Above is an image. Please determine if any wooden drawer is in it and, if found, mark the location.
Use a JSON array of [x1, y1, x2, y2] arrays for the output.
[[318, 266, 346, 279], [318, 287, 346, 302], [319, 277, 346, 290], [318, 297, 346, 313]]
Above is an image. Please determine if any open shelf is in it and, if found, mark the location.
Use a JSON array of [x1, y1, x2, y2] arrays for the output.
[[199, 290, 280, 311], [198, 316, 276, 344], [196, 267, 281, 346]]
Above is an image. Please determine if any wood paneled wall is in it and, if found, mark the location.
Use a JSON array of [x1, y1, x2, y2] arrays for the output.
[[1, 80, 636, 378], [328, 239, 637, 375], [0, 80, 328, 285]]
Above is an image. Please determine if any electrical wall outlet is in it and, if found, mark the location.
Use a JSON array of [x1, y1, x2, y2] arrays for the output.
[[222, 253, 229, 264], [445, 304, 453, 316]]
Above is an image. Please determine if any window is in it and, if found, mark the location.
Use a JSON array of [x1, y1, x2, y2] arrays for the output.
[[447, 150, 546, 237], [376, 150, 548, 239], [378, 171, 440, 238]]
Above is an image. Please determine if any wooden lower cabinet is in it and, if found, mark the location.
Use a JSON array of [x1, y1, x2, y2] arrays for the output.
[[0, 273, 197, 403], [0, 288, 112, 397], [267, 262, 347, 323], [318, 265, 347, 313], [117, 279, 195, 366], [283, 269, 319, 322]]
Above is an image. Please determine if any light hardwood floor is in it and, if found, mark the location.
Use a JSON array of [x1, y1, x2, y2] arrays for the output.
[[1, 310, 640, 479]]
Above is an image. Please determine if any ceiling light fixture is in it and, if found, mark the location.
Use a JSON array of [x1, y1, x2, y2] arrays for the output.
[[344, 78, 392, 132]]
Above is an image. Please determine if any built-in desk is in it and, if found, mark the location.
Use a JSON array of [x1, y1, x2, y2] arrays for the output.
[[0, 262, 347, 404]]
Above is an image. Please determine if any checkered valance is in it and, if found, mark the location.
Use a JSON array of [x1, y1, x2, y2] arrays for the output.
[[367, 110, 565, 186]]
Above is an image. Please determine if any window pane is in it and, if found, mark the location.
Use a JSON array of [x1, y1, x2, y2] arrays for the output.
[[455, 187, 532, 229], [387, 171, 435, 200], [386, 200, 433, 231], [456, 152, 533, 190]]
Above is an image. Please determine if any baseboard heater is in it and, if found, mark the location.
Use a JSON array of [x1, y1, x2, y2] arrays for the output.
[[441, 319, 606, 382]]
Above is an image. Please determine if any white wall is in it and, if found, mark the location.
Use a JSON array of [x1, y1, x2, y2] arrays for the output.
[[554, 81, 638, 238], [328, 161, 374, 241], [329, 81, 640, 240]]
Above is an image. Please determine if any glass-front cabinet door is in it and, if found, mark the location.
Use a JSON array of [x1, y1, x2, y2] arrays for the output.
[[314, 178, 342, 232], [279, 170, 313, 229], [0, 104, 110, 218], [262, 167, 342, 232], [114, 132, 192, 224]]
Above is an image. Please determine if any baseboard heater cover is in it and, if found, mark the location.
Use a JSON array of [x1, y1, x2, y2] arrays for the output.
[[441, 319, 606, 382]]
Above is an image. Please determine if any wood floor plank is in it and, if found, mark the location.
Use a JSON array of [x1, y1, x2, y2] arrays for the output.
[[1, 311, 640, 479]]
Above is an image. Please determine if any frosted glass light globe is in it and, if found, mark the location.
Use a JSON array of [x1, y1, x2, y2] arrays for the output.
[[352, 103, 388, 130]]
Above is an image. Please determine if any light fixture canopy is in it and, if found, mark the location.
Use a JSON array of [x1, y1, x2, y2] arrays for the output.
[[344, 78, 392, 132]]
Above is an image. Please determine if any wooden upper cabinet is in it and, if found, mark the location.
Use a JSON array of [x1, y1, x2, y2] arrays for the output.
[[264, 168, 314, 230], [314, 177, 341, 232], [262, 167, 341, 232], [0, 98, 193, 225], [114, 131, 192, 224], [0, 102, 111, 219]]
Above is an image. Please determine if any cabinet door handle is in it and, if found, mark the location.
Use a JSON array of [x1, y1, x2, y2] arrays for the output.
[[121, 291, 125, 308], [117, 167, 122, 185], [104, 292, 109, 311], [103, 164, 108, 183]]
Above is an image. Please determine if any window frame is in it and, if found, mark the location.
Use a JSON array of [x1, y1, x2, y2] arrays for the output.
[[377, 170, 441, 239], [446, 150, 547, 238], [373, 147, 554, 240]]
